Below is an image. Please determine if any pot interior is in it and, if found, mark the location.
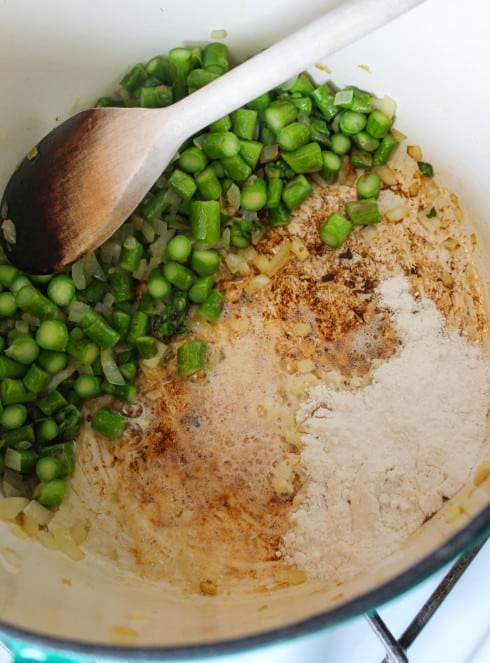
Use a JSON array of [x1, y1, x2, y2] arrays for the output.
[[0, 0, 489, 656]]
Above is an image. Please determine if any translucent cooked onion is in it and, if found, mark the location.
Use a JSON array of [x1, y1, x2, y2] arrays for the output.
[[141, 339, 168, 369], [373, 165, 398, 186], [83, 251, 105, 281], [291, 238, 309, 261], [264, 240, 291, 277], [0, 496, 29, 520], [102, 292, 116, 310], [132, 258, 149, 280], [210, 28, 227, 39], [47, 361, 78, 391], [2, 219, 16, 244], [244, 274, 270, 295], [51, 527, 85, 561], [101, 347, 125, 385], [360, 224, 379, 241], [148, 235, 169, 267], [67, 300, 90, 323], [417, 209, 441, 233], [385, 205, 410, 223], [37, 530, 60, 551], [372, 94, 397, 118], [150, 217, 169, 236], [407, 144, 423, 161], [226, 183, 241, 215], [260, 144, 279, 164], [442, 237, 460, 251], [3, 469, 29, 498], [99, 239, 122, 266], [94, 301, 112, 321], [70, 521, 89, 545], [224, 252, 250, 277], [23, 499, 53, 526], [71, 259, 86, 290], [388, 128, 405, 143], [140, 218, 156, 243], [334, 89, 353, 106]]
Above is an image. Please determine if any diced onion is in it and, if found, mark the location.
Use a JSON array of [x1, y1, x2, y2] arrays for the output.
[[264, 240, 291, 277], [70, 521, 89, 545], [23, 500, 53, 527], [442, 237, 460, 251], [224, 252, 250, 277], [141, 340, 168, 369], [20, 516, 38, 537], [291, 238, 309, 261], [102, 292, 116, 310], [83, 252, 105, 281], [407, 144, 423, 161], [0, 496, 29, 520], [385, 205, 410, 223], [100, 239, 122, 266], [193, 134, 207, 150], [150, 217, 168, 236], [210, 28, 227, 39], [391, 128, 407, 142], [360, 225, 379, 241], [140, 218, 156, 243], [226, 184, 241, 215], [37, 530, 60, 551], [71, 259, 86, 290], [101, 347, 126, 385], [334, 89, 353, 106], [3, 469, 28, 498], [95, 301, 112, 321], [242, 210, 258, 223], [417, 210, 440, 233], [47, 361, 78, 391], [149, 235, 167, 263], [372, 94, 397, 118], [291, 323, 311, 337], [68, 300, 90, 323], [244, 274, 270, 295], [51, 527, 85, 561], [373, 165, 397, 186], [132, 258, 149, 280], [253, 254, 270, 274], [1, 219, 16, 245], [27, 146, 39, 161], [241, 246, 257, 262]]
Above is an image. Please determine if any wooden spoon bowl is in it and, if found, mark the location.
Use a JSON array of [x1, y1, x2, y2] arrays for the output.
[[0, 0, 424, 274]]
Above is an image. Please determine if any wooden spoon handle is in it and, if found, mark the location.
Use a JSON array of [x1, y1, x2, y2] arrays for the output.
[[170, 0, 425, 135]]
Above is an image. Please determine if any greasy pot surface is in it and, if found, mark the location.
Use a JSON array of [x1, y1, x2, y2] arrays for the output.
[[0, 0, 490, 659]]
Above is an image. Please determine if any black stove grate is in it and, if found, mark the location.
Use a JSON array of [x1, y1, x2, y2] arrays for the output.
[[366, 536, 489, 663]]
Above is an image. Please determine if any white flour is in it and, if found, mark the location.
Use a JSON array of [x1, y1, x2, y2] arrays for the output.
[[283, 274, 490, 581]]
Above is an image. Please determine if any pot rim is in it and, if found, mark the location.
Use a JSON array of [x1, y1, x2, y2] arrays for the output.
[[1, 504, 489, 661]]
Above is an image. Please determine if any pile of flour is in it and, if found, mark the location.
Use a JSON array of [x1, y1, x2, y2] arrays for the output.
[[283, 274, 490, 581]]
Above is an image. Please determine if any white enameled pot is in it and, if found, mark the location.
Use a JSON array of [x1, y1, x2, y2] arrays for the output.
[[0, 0, 489, 660]]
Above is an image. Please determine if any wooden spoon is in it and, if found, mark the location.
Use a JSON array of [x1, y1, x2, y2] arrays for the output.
[[0, 0, 424, 274]]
